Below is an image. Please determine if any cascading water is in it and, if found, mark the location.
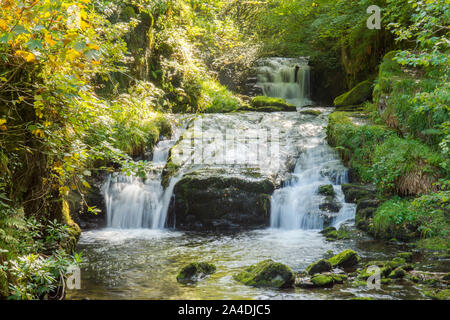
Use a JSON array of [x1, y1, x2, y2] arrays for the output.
[[254, 58, 355, 230], [255, 57, 311, 107], [270, 140, 354, 230], [103, 120, 185, 229]]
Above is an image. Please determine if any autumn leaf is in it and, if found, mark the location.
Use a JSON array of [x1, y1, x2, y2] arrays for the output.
[[14, 50, 36, 62]]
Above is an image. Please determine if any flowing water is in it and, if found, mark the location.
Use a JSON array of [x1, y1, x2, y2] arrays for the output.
[[67, 58, 434, 300]]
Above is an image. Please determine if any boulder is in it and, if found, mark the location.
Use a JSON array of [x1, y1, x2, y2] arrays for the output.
[[341, 184, 375, 203], [355, 199, 381, 230], [388, 267, 407, 279], [305, 259, 332, 275], [328, 249, 360, 268], [170, 171, 274, 230], [333, 80, 373, 107], [318, 184, 335, 197], [177, 262, 216, 283], [234, 259, 295, 289], [310, 274, 335, 287], [319, 196, 342, 213]]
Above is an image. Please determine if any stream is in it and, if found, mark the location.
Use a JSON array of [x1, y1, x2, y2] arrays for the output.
[[66, 58, 443, 300]]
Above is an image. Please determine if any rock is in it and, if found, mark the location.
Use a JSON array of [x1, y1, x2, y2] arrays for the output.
[[330, 273, 348, 284], [300, 109, 322, 116], [177, 262, 216, 283], [341, 184, 375, 203], [319, 196, 342, 213], [355, 199, 381, 230], [325, 230, 338, 241], [318, 184, 335, 197], [170, 171, 274, 230], [305, 259, 332, 275], [388, 267, 407, 279], [234, 259, 295, 289], [396, 252, 413, 262], [320, 227, 336, 235], [333, 80, 373, 107], [310, 274, 335, 287], [251, 96, 297, 111], [328, 249, 360, 268]]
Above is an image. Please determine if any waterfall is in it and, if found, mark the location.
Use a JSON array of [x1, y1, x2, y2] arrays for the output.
[[103, 121, 185, 229], [270, 142, 352, 230], [255, 57, 311, 107]]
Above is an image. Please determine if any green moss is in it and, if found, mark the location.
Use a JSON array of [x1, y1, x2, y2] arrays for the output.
[[396, 252, 413, 262], [305, 259, 332, 275], [310, 274, 334, 287], [318, 184, 335, 197], [333, 80, 373, 107], [423, 289, 450, 300], [251, 96, 297, 111], [328, 249, 360, 268], [177, 262, 216, 283], [234, 259, 295, 289], [300, 109, 322, 116], [388, 268, 407, 279]]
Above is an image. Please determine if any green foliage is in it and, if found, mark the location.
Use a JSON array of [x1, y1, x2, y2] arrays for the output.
[[371, 136, 444, 195], [327, 111, 393, 182], [373, 191, 449, 242], [7, 249, 81, 300]]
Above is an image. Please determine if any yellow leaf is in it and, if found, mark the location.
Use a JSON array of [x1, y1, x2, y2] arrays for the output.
[[0, 119, 6, 125], [65, 48, 80, 62], [14, 50, 36, 62], [45, 34, 57, 47], [87, 43, 99, 50]]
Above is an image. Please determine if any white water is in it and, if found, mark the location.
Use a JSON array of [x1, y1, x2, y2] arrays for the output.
[[255, 57, 311, 107], [103, 121, 185, 229]]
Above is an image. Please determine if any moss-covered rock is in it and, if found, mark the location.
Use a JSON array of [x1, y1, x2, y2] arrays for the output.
[[318, 184, 335, 197], [234, 259, 295, 289], [328, 249, 360, 268], [305, 259, 332, 275], [170, 171, 275, 230], [341, 184, 375, 203], [177, 262, 216, 283], [310, 274, 335, 287], [300, 109, 322, 116], [251, 96, 297, 112], [320, 226, 336, 235], [333, 80, 373, 107], [396, 252, 413, 262], [388, 267, 407, 279]]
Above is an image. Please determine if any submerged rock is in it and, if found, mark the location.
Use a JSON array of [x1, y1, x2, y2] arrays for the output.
[[177, 262, 216, 283], [234, 259, 295, 289], [305, 259, 332, 275], [328, 249, 360, 268]]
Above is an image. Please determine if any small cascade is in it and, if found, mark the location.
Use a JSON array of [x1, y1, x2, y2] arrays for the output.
[[103, 121, 185, 229], [270, 142, 351, 230], [255, 57, 311, 107]]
